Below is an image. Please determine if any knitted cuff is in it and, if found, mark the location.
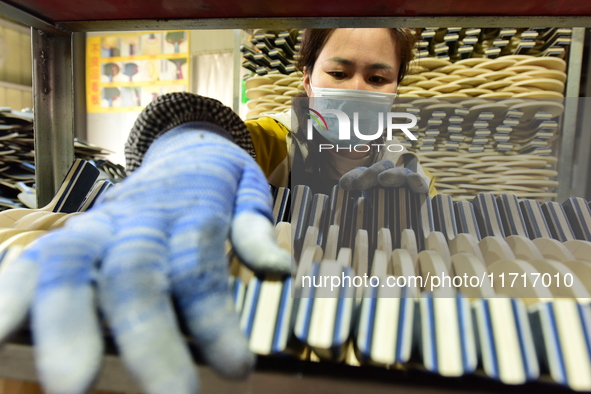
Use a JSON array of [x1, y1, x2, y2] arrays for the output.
[[124, 92, 254, 173], [142, 121, 237, 167]]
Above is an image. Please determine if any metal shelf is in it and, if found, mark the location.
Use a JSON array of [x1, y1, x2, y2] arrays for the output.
[[0, 1, 589, 391], [7, 0, 591, 23], [0, 0, 589, 203], [0, 337, 575, 394]]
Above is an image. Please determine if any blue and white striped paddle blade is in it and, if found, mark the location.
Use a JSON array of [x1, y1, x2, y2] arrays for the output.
[[294, 261, 355, 361], [355, 281, 414, 366], [529, 299, 591, 391], [240, 275, 294, 355], [473, 297, 539, 384], [418, 289, 477, 377]]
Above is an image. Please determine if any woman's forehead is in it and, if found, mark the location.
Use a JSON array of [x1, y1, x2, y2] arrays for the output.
[[318, 28, 399, 67]]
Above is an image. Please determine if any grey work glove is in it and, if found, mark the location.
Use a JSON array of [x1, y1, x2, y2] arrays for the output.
[[339, 159, 429, 193]]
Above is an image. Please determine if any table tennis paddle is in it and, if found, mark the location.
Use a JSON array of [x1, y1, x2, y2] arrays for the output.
[[103, 63, 120, 82], [0, 159, 99, 228], [123, 63, 139, 82], [103, 88, 120, 107], [169, 58, 187, 80], [166, 32, 185, 53]]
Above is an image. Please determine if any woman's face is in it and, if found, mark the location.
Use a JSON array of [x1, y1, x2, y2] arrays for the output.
[[303, 28, 401, 96]]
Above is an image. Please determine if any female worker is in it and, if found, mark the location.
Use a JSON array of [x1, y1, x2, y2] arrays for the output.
[[0, 28, 433, 394]]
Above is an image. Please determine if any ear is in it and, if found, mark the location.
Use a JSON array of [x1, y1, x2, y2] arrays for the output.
[[302, 66, 312, 97]]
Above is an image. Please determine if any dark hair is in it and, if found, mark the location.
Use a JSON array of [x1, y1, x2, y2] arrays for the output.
[[296, 28, 417, 84]]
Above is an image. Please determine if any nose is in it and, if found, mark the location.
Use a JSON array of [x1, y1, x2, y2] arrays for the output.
[[345, 75, 372, 91]]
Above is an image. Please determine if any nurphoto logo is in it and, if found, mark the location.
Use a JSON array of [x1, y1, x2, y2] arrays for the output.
[[305, 107, 418, 153]]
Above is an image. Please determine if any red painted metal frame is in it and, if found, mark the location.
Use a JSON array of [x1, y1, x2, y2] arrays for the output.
[[7, 0, 591, 23]]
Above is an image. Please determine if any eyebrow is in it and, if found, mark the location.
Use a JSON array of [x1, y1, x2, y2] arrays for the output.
[[326, 57, 394, 70]]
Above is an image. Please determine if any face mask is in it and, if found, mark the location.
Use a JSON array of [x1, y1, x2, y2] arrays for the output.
[[309, 82, 397, 147], [310, 83, 398, 101]]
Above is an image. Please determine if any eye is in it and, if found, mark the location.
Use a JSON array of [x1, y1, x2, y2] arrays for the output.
[[328, 71, 347, 79], [369, 76, 386, 84]]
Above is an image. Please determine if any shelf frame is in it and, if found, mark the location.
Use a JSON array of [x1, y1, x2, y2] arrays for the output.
[[32, 28, 75, 206], [1, 1, 591, 389], [0, 340, 574, 394], [56, 16, 591, 32], [19, 15, 591, 203]]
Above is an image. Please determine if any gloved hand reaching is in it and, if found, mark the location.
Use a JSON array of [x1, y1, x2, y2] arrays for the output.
[[339, 158, 430, 193], [0, 121, 291, 394]]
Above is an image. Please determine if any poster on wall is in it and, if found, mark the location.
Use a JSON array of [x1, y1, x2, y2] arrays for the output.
[[86, 31, 190, 113]]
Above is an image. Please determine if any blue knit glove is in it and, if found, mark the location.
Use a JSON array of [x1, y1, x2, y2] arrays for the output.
[[339, 158, 429, 193], [0, 122, 291, 394]]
